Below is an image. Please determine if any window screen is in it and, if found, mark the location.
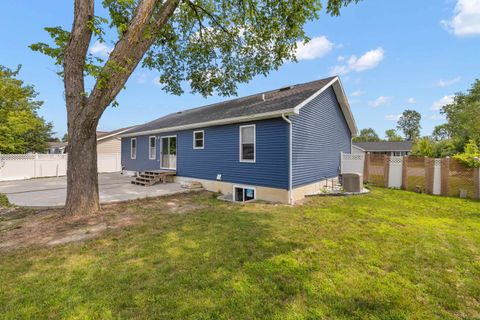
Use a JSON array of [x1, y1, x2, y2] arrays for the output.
[[194, 131, 204, 149], [240, 126, 255, 161], [131, 138, 137, 159], [149, 136, 156, 159]]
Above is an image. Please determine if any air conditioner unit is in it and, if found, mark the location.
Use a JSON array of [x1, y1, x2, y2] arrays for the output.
[[341, 173, 363, 193]]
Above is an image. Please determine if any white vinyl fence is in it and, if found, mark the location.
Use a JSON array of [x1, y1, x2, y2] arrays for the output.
[[0, 153, 121, 181]]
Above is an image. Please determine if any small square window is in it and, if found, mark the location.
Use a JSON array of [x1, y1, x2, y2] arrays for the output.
[[193, 130, 204, 149]]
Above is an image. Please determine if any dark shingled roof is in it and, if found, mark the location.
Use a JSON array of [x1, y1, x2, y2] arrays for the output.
[[125, 76, 337, 135], [353, 141, 413, 152]]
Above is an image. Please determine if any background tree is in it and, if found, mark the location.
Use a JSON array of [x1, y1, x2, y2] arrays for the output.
[[441, 80, 480, 147], [397, 109, 421, 141], [62, 133, 68, 143], [0, 65, 55, 154], [352, 128, 381, 142], [411, 137, 434, 157], [453, 140, 480, 168], [385, 129, 402, 142], [31, 0, 360, 215], [432, 124, 450, 141]]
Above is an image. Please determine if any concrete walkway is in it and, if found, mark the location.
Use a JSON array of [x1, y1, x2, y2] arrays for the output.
[[0, 173, 186, 207]]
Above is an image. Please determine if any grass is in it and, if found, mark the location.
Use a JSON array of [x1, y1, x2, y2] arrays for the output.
[[1, 189, 480, 319]]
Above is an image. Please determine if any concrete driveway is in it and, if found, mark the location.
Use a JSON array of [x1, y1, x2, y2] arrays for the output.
[[0, 173, 186, 207]]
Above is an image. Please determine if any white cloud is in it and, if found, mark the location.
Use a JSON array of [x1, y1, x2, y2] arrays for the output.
[[436, 76, 461, 87], [385, 114, 401, 121], [432, 95, 455, 110], [351, 90, 364, 97], [407, 97, 416, 104], [369, 96, 390, 108], [441, 0, 480, 36], [296, 36, 334, 61], [329, 47, 384, 75], [90, 40, 112, 57]]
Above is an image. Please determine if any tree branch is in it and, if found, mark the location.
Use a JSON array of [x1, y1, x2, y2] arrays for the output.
[[85, 0, 180, 123], [187, 1, 234, 39]]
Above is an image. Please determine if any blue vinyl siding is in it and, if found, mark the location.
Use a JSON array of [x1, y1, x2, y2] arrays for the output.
[[291, 87, 352, 188], [121, 135, 161, 172], [122, 118, 289, 189]]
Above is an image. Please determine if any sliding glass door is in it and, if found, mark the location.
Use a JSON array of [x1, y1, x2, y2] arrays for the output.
[[160, 136, 177, 170]]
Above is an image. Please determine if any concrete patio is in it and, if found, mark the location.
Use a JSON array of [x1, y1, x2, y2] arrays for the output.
[[0, 173, 186, 207]]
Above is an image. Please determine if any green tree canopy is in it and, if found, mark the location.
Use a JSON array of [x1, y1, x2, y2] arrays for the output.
[[30, 0, 361, 215], [353, 128, 381, 142], [385, 129, 403, 142], [432, 124, 450, 141], [441, 80, 480, 147], [397, 109, 421, 141], [0, 65, 54, 154]]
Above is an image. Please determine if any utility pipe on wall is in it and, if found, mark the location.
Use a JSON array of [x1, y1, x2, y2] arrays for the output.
[[282, 113, 294, 205]]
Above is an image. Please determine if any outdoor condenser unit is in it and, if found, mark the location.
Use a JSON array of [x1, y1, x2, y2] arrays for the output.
[[342, 173, 363, 193]]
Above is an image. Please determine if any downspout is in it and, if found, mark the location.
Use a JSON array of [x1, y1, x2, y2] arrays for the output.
[[282, 113, 294, 205]]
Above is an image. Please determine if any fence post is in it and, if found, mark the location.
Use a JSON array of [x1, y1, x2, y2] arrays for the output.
[[340, 151, 343, 173], [33, 153, 38, 178], [425, 157, 434, 195], [401, 156, 408, 190], [383, 155, 390, 188], [364, 152, 370, 182], [441, 157, 450, 196], [474, 157, 479, 200]]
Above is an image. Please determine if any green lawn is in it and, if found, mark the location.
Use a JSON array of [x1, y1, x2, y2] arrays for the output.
[[1, 189, 480, 319]]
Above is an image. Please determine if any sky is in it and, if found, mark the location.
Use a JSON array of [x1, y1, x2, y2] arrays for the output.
[[0, 0, 479, 139]]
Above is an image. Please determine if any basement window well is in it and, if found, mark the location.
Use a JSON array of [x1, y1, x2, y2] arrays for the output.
[[233, 186, 256, 202]]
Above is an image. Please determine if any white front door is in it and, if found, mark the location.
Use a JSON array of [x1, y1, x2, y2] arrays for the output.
[[160, 136, 177, 170]]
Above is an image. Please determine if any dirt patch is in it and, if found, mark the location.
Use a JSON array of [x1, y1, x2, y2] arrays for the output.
[[0, 192, 210, 252], [0, 204, 138, 252]]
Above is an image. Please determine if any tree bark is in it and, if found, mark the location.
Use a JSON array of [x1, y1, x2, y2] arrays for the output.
[[65, 119, 100, 215], [63, 0, 179, 215]]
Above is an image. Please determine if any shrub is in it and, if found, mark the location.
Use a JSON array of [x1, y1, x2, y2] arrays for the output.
[[453, 140, 480, 168]]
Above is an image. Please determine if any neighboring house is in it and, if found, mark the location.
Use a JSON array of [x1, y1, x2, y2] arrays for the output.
[[121, 76, 357, 204], [352, 141, 413, 156], [47, 142, 67, 154], [48, 127, 136, 155], [96, 127, 136, 154]]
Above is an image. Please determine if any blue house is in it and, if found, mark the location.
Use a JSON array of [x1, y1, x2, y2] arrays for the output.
[[121, 76, 357, 204]]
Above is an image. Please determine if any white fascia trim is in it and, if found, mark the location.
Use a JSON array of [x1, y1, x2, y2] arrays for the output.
[[293, 76, 339, 114], [351, 145, 366, 152], [293, 76, 359, 137], [97, 127, 136, 142], [121, 109, 295, 138]]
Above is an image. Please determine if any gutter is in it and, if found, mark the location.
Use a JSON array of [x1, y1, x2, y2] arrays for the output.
[[282, 113, 294, 205]]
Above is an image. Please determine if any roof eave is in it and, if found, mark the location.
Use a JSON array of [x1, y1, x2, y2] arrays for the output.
[[120, 108, 296, 138]]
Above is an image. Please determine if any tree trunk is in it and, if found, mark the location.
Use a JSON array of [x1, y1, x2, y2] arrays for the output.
[[65, 115, 100, 215]]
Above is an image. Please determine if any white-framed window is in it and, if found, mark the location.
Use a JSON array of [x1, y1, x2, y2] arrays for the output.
[[149, 136, 156, 160], [233, 185, 256, 202], [239, 124, 255, 162], [130, 138, 137, 159], [193, 130, 204, 149]]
